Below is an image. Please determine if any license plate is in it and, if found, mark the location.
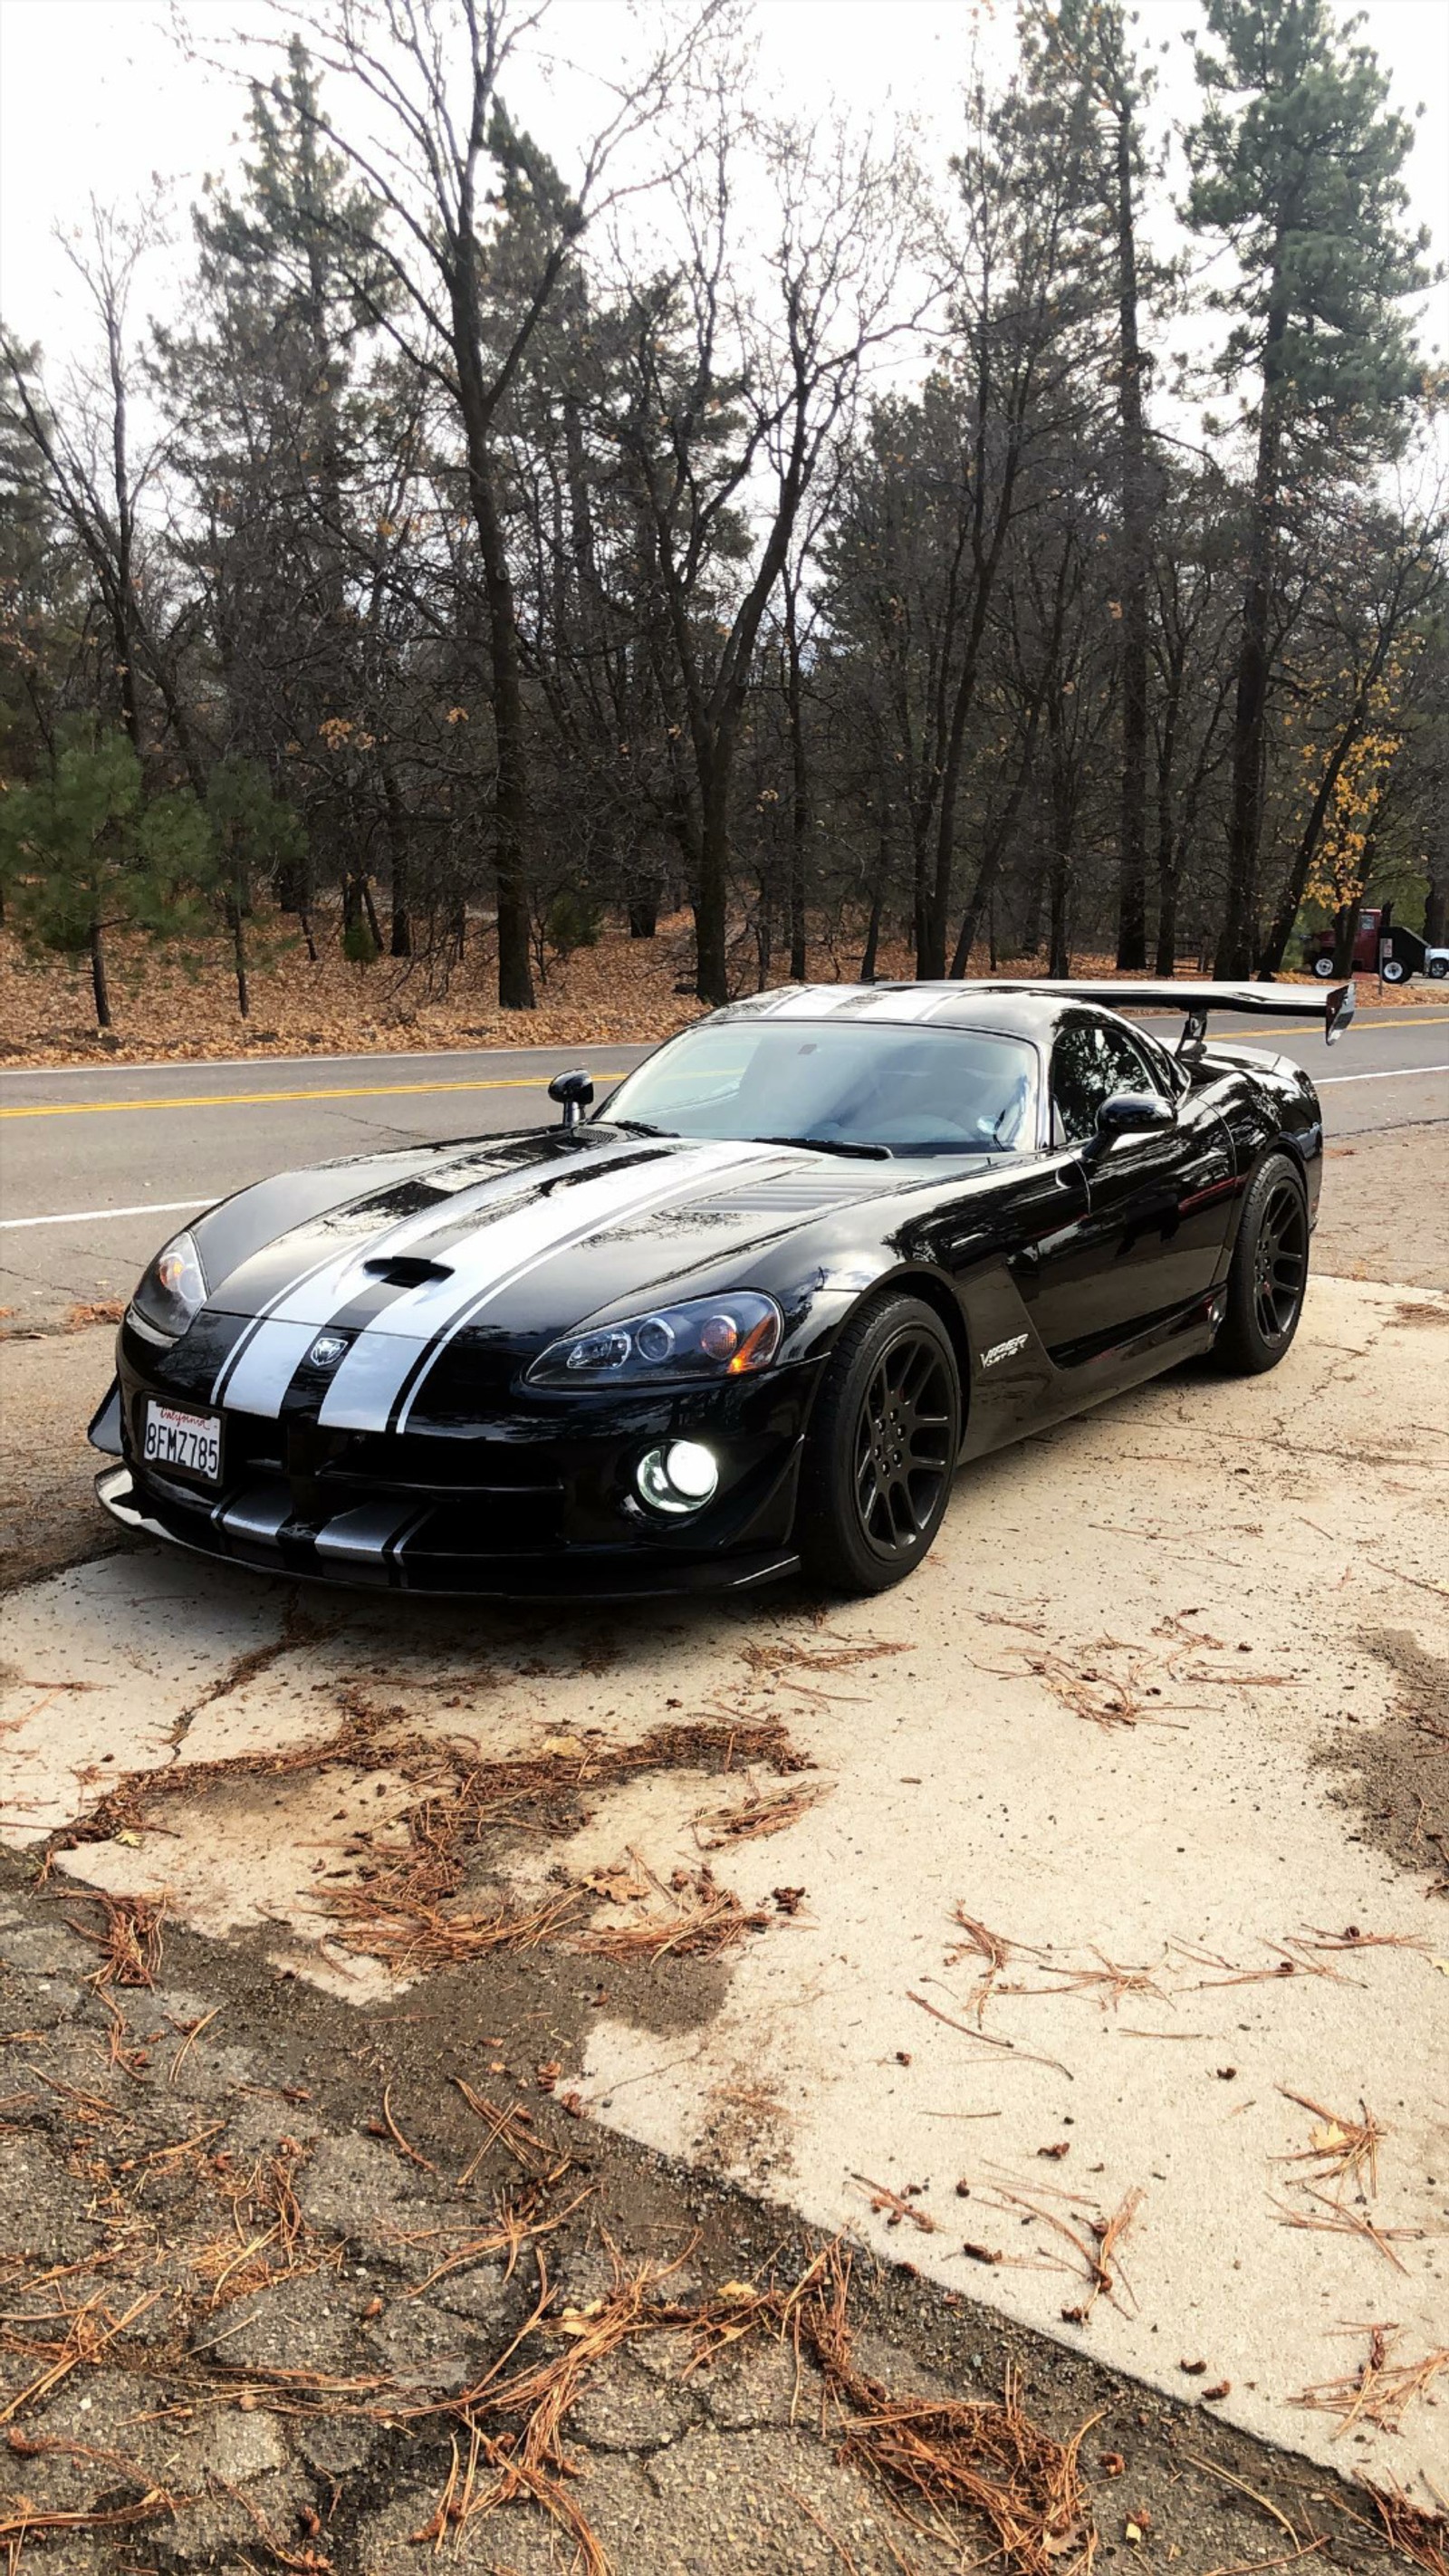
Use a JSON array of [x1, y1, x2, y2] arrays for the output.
[[142, 1400, 222, 1484]]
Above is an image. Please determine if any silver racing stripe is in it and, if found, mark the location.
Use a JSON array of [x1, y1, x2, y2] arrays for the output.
[[211, 1161, 539, 1408], [212, 1145, 651, 1415], [321, 1139, 776, 1436]]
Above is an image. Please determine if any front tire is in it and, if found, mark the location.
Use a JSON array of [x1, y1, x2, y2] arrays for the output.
[[1428, 956, 1448, 980], [798, 1295, 961, 1594], [1213, 1154, 1310, 1377], [1310, 954, 1337, 978]]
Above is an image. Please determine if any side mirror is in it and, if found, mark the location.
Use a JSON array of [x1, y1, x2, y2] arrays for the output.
[[1084, 1090, 1175, 1159], [548, 1068, 595, 1130]]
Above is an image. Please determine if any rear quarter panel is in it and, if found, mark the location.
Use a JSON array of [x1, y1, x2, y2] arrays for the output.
[[1196, 1044, 1324, 1250]]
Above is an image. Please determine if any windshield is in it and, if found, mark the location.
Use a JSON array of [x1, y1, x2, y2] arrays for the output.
[[601, 1020, 1038, 1156]]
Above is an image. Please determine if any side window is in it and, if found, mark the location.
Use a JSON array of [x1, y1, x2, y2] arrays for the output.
[[1050, 1018, 1161, 1146]]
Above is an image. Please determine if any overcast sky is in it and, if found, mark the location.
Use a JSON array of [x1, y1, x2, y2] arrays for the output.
[[2, 0, 1446, 384]]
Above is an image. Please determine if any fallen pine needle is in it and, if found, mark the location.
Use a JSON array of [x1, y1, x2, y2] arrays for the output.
[[849, 2175, 937, 2235], [1295, 2326, 1449, 2437], [1271, 2188, 1423, 2274], [1277, 2089, 1387, 2202], [908, 1988, 1074, 2081], [1368, 2482, 1449, 2575], [692, 1782, 826, 1848]]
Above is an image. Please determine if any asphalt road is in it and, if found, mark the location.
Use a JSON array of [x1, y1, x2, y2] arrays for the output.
[[2, 1005, 1444, 1324]]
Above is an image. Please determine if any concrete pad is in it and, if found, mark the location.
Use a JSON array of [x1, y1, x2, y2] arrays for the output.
[[7, 1274, 1446, 2505], [568, 1277, 1449, 2503], [0, 1550, 287, 1842]]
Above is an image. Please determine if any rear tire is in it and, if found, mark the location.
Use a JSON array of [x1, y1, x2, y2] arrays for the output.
[[1380, 956, 1407, 984], [1213, 1153, 1310, 1377], [798, 1295, 961, 1594]]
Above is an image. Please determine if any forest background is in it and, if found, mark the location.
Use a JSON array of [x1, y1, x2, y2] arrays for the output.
[[2, 0, 1446, 1054]]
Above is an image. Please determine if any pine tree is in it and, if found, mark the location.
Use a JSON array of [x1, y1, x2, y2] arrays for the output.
[[1185, 0, 1432, 976], [157, 41, 384, 921], [0, 733, 207, 1027]]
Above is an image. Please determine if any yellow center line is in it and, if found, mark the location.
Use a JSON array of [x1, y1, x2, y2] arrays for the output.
[[3, 1011, 1447, 1115], [0, 1072, 633, 1122]]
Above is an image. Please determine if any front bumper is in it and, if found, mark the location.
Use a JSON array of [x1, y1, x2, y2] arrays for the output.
[[91, 1327, 813, 1599]]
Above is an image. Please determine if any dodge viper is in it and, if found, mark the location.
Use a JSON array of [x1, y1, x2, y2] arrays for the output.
[[90, 976, 1353, 1598]]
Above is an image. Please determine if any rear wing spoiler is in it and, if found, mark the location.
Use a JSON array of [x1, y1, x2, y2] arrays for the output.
[[966, 977, 1357, 1046]]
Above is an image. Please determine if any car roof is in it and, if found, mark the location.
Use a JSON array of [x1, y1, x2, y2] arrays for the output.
[[701, 983, 1132, 1043]]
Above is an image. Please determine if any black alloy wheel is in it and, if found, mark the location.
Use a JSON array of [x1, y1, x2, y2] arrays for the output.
[[1252, 1176, 1309, 1342], [1214, 1152, 1310, 1376], [854, 1332, 955, 1559], [799, 1294, 962, 1593]]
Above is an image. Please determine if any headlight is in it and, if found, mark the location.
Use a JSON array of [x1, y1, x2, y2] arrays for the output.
[[526, 1291, 782, 1388], [130, 1229, 207, 1340]]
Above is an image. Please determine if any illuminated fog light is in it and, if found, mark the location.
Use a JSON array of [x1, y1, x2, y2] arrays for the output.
[[636, 1439, 720, 1515]]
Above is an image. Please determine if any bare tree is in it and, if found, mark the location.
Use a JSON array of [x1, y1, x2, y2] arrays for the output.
[[2, 196, 206, 786], [607, 99, 918, 1004], [239, 0, 715, 1009]]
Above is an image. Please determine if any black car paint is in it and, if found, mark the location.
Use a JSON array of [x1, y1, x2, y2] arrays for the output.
[[91, 989, 1326, 1596]]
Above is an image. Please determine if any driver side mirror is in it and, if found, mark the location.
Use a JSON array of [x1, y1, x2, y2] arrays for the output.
[[548, 1068, 595, 1130], [1083, 1090, 1175, 1161]]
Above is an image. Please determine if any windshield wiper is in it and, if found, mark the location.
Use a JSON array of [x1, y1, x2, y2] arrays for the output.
[[607, 1118, 675, 1138], [752, 1134, 893, 1160]]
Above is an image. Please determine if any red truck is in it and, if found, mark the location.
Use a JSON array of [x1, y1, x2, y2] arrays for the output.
[[1302, 901, 1448, 984]]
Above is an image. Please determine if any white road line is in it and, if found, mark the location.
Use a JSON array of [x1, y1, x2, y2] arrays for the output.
[[1318, 1063, 1449, 1085], [0, 1198, 206, 1232]]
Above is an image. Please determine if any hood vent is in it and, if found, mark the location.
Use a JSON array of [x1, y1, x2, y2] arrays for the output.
[[362, 1255, 455, 1287], [686, 1173, 900, 1215]]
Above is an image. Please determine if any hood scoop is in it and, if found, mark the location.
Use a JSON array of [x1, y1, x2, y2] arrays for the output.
[[362, 1255, 455, 1287]]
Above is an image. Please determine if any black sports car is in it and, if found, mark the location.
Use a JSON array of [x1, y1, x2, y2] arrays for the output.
[[90, 976, 1353, 1599]]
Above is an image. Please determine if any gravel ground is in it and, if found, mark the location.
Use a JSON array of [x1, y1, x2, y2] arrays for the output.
[[0, 1864, 1429, 2576]]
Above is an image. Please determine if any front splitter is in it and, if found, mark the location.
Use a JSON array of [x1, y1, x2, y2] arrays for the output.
[[93, 1466, 800, 1601]]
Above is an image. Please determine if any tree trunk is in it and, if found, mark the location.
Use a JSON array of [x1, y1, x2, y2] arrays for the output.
[[921, 586, 994, 976], [1216, 293, 1289, 977], [859, 874, 886, 984], [782, 584, 809, 983], [628, 887, 659, 939], [1047, 855, 1071, 979], [467, 462, 535, 1009], [89, 919, 112, 1030], [382, 750, 411, 956], [1425, 860, 1447, 949], [694, 748, 731, 1007], [360, 872, 383, 954], [754, 867, 772, 992], [1019, 856, 1047, 957], [228, 892, 250, 1019], [1113, 100, 1150, 971], [950, 692, 1044, 976], [1154, 858, 1178, 976]]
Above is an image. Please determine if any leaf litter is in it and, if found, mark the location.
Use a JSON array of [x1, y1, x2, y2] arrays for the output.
[[45, 1697, 813, 1976]]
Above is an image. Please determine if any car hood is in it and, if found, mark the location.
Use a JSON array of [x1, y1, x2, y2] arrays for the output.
[[195, 1124, 922, 1324]]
